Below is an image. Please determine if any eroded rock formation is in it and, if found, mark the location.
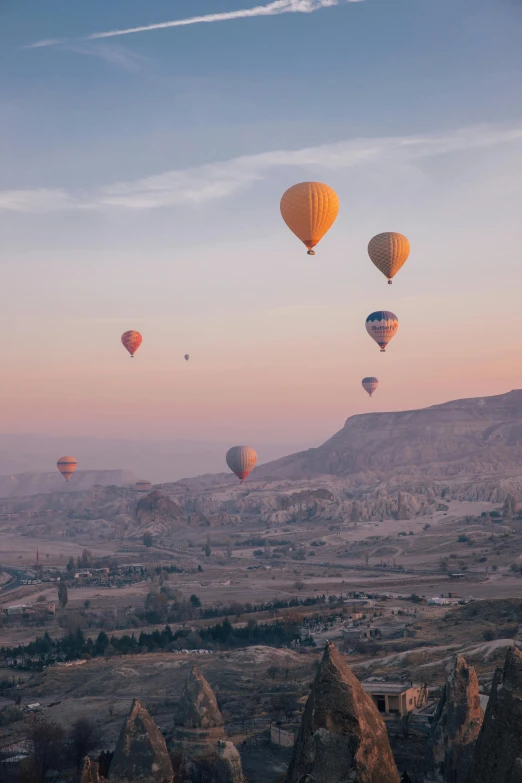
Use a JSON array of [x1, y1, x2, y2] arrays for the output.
[[286, 642, 400, 783], [215, 740, 245, 783], [176, 666, 224, 729], [466, 646, 522, 783], [109, 698, 174, 783], [81, 757, 103, 783], [426, 655, 483, 782]]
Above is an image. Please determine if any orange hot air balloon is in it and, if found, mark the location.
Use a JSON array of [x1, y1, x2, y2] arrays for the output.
[[280, 182, 339, 255], [368, 232, 410, 284], [57, 456, 77, 483], [121, 330, 142, 358], [226, 446, 257, 483]]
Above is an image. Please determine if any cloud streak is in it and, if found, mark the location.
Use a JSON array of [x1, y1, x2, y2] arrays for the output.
[[1, 122, 521, 213], [27, 0, 356, 48]]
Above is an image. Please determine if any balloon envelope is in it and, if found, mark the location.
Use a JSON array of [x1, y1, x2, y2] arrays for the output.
[[368, 232, 410, 284], [362, 377, 379, 397], [226, 445, 257, 483], [184, 354, 190, 361], [121, 330, 142, 358], [57, 456, 77, 482], [280, 182, 339, 255], [365, 311, 399, 352]]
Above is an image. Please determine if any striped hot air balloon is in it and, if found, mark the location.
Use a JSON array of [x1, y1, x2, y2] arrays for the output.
[[280, 182, 339, 255], [57, 456, 77, 483], [121, 330, 142, 358], [368, 232, 410, 284], [226, 446, 257, 483], [365, 311, 399, 352], [362, 377, 379, 397]]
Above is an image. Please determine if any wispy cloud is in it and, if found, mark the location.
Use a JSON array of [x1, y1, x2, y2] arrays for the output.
[[60, 42, 146, 72], [27, 0, 357, 48], [1, 122, 521, 214]]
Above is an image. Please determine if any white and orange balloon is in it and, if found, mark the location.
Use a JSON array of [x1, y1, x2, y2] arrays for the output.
[[280, 182, 339, 255], [366, 311, 399, 352], [226, 446, 257, 483]]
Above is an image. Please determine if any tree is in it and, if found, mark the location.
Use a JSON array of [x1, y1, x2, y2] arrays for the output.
[[68, 717, 101, 769], [190, 594, 201, 608], [224, 539, 233, 558], [66, 556, 75, 572], [350, 502, 361, 526], [58, 580, 68, 609], [26, 717, 65, 783], [143, 531, 153, 548], [294, 580, 305, 592], [204, 541, 211, 558]]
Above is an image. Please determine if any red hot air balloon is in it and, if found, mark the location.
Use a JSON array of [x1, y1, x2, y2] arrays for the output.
[[57, 456, 77, 482], [121, 330, 142, 358], [226, 446, 257, 483], [362, 377, 379, 397]]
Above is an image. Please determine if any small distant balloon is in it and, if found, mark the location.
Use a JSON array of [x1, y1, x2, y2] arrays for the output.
[[121, 330, 142, 358], [57, 456, 77, 483], [280, 182, 339, 255], [184, 354, 190, 362], [368, 232, 410, 284], [226, 446, 257, 483], [362, 377, 379, 397], [365, 311, 399, 352]]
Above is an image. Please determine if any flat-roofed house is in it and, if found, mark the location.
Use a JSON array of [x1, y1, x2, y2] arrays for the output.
[[362, 682, 428, 717]]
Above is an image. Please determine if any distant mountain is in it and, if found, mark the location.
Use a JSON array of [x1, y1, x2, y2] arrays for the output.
[[0, 469, 136, 498], [254, 390, 522, 485]]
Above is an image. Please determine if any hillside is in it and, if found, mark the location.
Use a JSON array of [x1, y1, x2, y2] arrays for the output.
[[254, 390, 522, 485], [0, 469, 136, 498]]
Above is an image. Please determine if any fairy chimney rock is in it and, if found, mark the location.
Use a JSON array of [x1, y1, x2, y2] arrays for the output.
[[286, 642, 400, 783], [466, 647, 522, 783], [81, 757, 103, 783], [176, 665, 224, 729], [215, 740, 245, 783], [427, 655, 483, 781], [109, 699, 174, 783]]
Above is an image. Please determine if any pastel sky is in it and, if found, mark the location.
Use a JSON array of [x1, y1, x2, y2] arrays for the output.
[[1, 0, 522, 460]]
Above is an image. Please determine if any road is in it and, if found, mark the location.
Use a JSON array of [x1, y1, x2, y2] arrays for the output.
[[0, 565, 31, 593]]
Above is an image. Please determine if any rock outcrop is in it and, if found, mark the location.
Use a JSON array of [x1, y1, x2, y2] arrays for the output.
[[466, 646, 522, 783], [81, 757, 103, 783], [136, 491, 183, 528], [176, 666, 223, 729], [286, 642, 400, 783], [109, 699, 174, 783], [426, 655, 483, 782], [215, 740, 245, 783]]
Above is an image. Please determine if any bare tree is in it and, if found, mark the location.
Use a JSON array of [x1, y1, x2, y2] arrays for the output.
[[26, 717, 65, 783], [68, 717, 101, 769]]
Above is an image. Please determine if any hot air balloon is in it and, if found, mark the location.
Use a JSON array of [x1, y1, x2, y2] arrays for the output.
[[362, 377, 379, 397], [280, 182, 339, 255], [366, 311, 399, 352], [184, 354, 190, 362], [57, 456, 77, 483], [368, 232, 410, 284], [121, 330, 142, 358], [226, 446, 257, 483]]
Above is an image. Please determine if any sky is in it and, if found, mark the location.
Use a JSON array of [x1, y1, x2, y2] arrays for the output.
[[1, 0, 522, 474]]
